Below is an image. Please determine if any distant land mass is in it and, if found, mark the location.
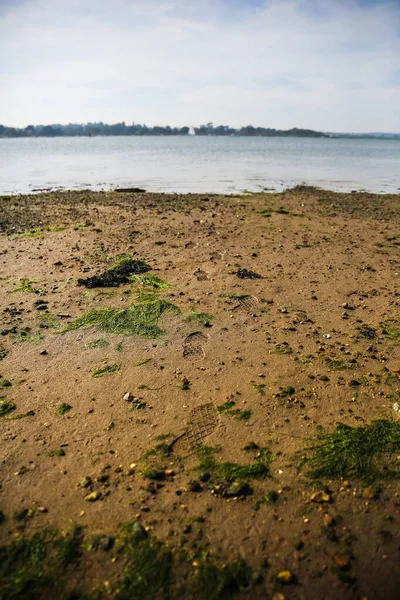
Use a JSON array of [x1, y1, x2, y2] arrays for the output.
[[0, 122, 399, 139]]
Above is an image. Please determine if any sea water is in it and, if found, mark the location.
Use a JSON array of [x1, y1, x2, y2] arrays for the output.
[[0, 135, 399, 195]]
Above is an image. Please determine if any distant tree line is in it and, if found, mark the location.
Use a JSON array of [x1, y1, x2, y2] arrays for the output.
[[0, 121, 328, 138]]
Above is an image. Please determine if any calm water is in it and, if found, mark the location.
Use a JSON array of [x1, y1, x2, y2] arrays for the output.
[[0, 136, 399, 195]]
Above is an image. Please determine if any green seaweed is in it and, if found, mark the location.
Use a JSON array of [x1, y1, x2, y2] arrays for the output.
[[381, 319, 400, 340], [255, 489, 279, 509], [56, 522, 83, 567], [303, 420, 400, 482], [196, 445, 272, 482], [130, 274, 170, 290], [37, 313, 60, 329], [178, 377, 191, 390], [276, 386, 295, 398], [190, 561, 251, 600], [135, 358, 152, 366], [217, 400, 236, 413], [141, 442, 171, 462], [10, 278, 43, 295], [0, 399, 16, 417], [0, 521, 256, 600], [18, 225, 66, 238], [227, 409, 251, 421], [60, 295, 180, 338], [324, 357, 356, 371], [0, 523, 82, 600], [185, 310, 215, 325], [49, 448, 66, 457], [271, 343, 293, 355], [7, 410, 35, 420], [116, 524, 173, 599], [93, 363, 121, 378], [130, 401, 147, 410], [15, 328, 42, 343], [56, 403, 72, 415], [252, 382, 266, 395], [85, 339, 109, 350], [155, 433, 175, 441]]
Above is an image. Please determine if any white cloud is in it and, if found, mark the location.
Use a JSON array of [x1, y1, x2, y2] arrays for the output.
[[0, 0, 399, 131]]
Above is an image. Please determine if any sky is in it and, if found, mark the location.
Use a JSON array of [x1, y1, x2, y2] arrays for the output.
[[0, 0, 399, 132]]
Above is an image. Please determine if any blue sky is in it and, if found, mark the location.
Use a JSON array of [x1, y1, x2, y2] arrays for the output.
[[0, 0, 399, 131]]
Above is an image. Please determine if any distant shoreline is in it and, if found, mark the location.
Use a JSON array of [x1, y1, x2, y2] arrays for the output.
[[1, 133, 399, 141], [1, 122, 399, 140]]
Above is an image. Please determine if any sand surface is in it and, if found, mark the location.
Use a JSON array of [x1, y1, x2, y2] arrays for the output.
[[0, 187, 399, 599]]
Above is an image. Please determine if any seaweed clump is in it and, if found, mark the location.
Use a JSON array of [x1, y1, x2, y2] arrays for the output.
[[116, 524, 251, 600], [78, 257, 150, 288], [196, 445, 272, 482], [0, 521, 254, 600], [185, 310, 215, 326], [0, 524, 82, 600], [116, 523, 173, 599], [0, 399, 16, 417], [303, 420, 400, 482], [60, 294, 180, 338], [235, 268, 262, 279], [130, 274, 170, 290]]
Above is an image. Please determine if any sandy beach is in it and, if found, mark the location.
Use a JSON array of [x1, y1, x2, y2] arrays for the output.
[[0, 186, 399, 599]]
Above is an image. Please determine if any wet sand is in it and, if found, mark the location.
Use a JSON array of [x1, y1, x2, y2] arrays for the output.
[[0, 187, 399, 599]]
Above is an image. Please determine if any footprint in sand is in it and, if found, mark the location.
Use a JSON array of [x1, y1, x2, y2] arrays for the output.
[[235, 296, 258, 313], [194, 268, 209, 281], [170, 402, 219, 454], [182, 331, 209, 360]]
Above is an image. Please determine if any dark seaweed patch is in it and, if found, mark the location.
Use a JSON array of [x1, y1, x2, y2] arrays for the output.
[[78, 257, 150, 288], [235, 268, 262, 279]]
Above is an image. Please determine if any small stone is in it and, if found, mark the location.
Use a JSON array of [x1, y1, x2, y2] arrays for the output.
[[323, 513, 334, 526], [276, 570, 294, 584], [199, 472, 211, 482], [37, 506, 48, 513], [84, 491, 101, 502], [182, 525, 192, 534], [226, 481, 249, 497], [99, 536, 114, 551], [334, 553, 350, 569], [244, 441, 259, 451], [310, 491, 331, 503], [293, 540, 304, 550], [273, 594, 285, 600], [81, 476, 92, 488], [131, 522, 148, 540], [363, 487, 375, 499], [188, 480, 202, 492], [123, 392, 134, 402], [164, 469, 175, 477]]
